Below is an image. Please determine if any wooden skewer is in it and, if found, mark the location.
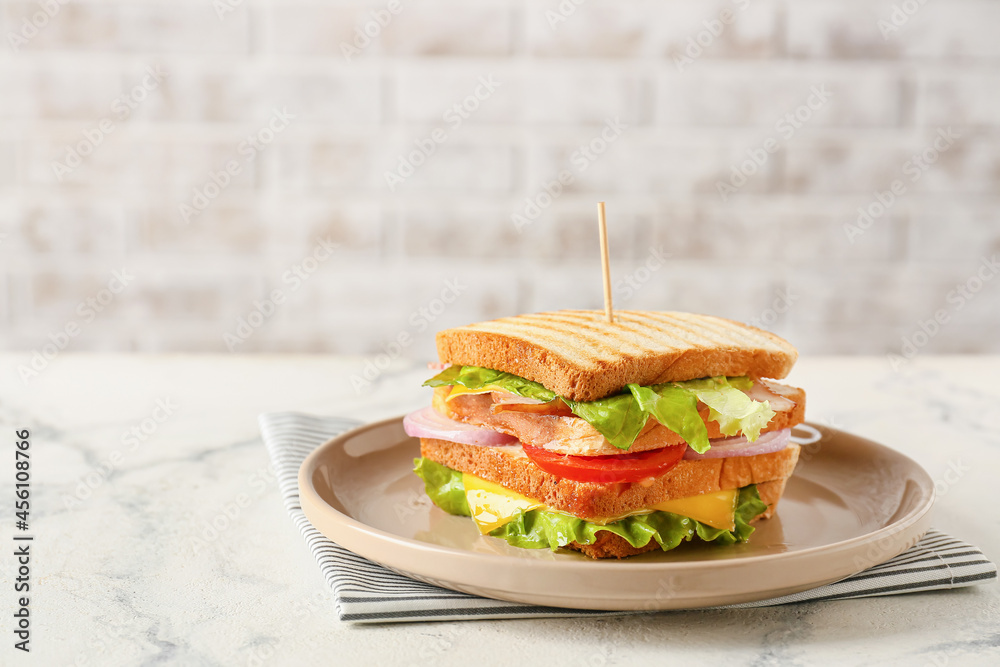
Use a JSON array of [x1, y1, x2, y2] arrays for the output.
[[597, 201, 614, 324]]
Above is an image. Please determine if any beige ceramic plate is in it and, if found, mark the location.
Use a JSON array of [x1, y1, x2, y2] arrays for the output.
[[298, 418, 934, 610]]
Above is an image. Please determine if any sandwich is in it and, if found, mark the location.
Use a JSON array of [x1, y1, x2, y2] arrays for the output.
[[404, 309, 805, 559]]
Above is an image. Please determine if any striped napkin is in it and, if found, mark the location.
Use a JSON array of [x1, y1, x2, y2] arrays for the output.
[[259, 412, 997, 623]]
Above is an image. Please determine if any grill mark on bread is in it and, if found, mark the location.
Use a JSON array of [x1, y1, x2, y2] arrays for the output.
[[650, 311, 786, 351], [471, 324, 597, 367], [523, 313, 672, 358], [494, 312, 683, 365], [640, 312, 734, 345], [543, 311, 737, 356], [613, 312, 704, 348], [516, 315, 652, 360], [677, 312, 789, 349], [461, 312, 724, 362], [645, 311, 768, 349]]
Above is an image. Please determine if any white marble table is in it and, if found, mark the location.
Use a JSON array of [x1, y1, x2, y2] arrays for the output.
[[1, 354, 997, 666]]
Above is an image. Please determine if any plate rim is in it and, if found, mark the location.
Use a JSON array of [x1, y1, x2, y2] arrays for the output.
[[298, 415, 935, 576]]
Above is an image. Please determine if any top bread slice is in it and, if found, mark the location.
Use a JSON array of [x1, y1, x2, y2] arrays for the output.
[[436, 310, 798, 402]]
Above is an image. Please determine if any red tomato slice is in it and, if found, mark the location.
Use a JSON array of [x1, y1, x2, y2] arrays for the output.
[[521, 443, 686, 484]]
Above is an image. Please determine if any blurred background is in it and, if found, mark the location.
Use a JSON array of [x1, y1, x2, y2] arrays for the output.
[[1, 0, 998, 364]]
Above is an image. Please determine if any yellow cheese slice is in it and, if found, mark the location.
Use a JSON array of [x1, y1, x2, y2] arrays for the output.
[[649, 489, 738, 531], [461, 471, 739, 534], [462, 473, 543, 534], [431, 386, 452, 414], [444, 384, 505, 402]]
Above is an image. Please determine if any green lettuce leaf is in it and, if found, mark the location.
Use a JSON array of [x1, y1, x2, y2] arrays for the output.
[[678, 376, 775, 442], [734, 485, 769, 542], [628, 383, 711, 453], [562, 393, 650, 450], [422, 366, 774, 452], [493, 484, 767, 552], [412, 457, 470, 516], [413, 458, 768, 553], [491, 507, 699, 552]]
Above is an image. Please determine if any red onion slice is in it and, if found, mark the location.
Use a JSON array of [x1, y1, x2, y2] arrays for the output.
[[403, 407, 519, 447], [683, 428, 791, 460]]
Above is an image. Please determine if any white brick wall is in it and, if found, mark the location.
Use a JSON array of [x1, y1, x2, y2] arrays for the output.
[[1, 0, 998, 361]]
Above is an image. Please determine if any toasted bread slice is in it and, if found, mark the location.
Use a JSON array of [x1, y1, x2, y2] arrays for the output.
[[568, 478, 790, 559], [436, 310, 798, 402], [440, 381, 806, 456], [419, 438, 800, 521]]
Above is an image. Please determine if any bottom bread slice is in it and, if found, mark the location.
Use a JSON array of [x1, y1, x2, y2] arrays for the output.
[[568, 478, 789, 558]]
